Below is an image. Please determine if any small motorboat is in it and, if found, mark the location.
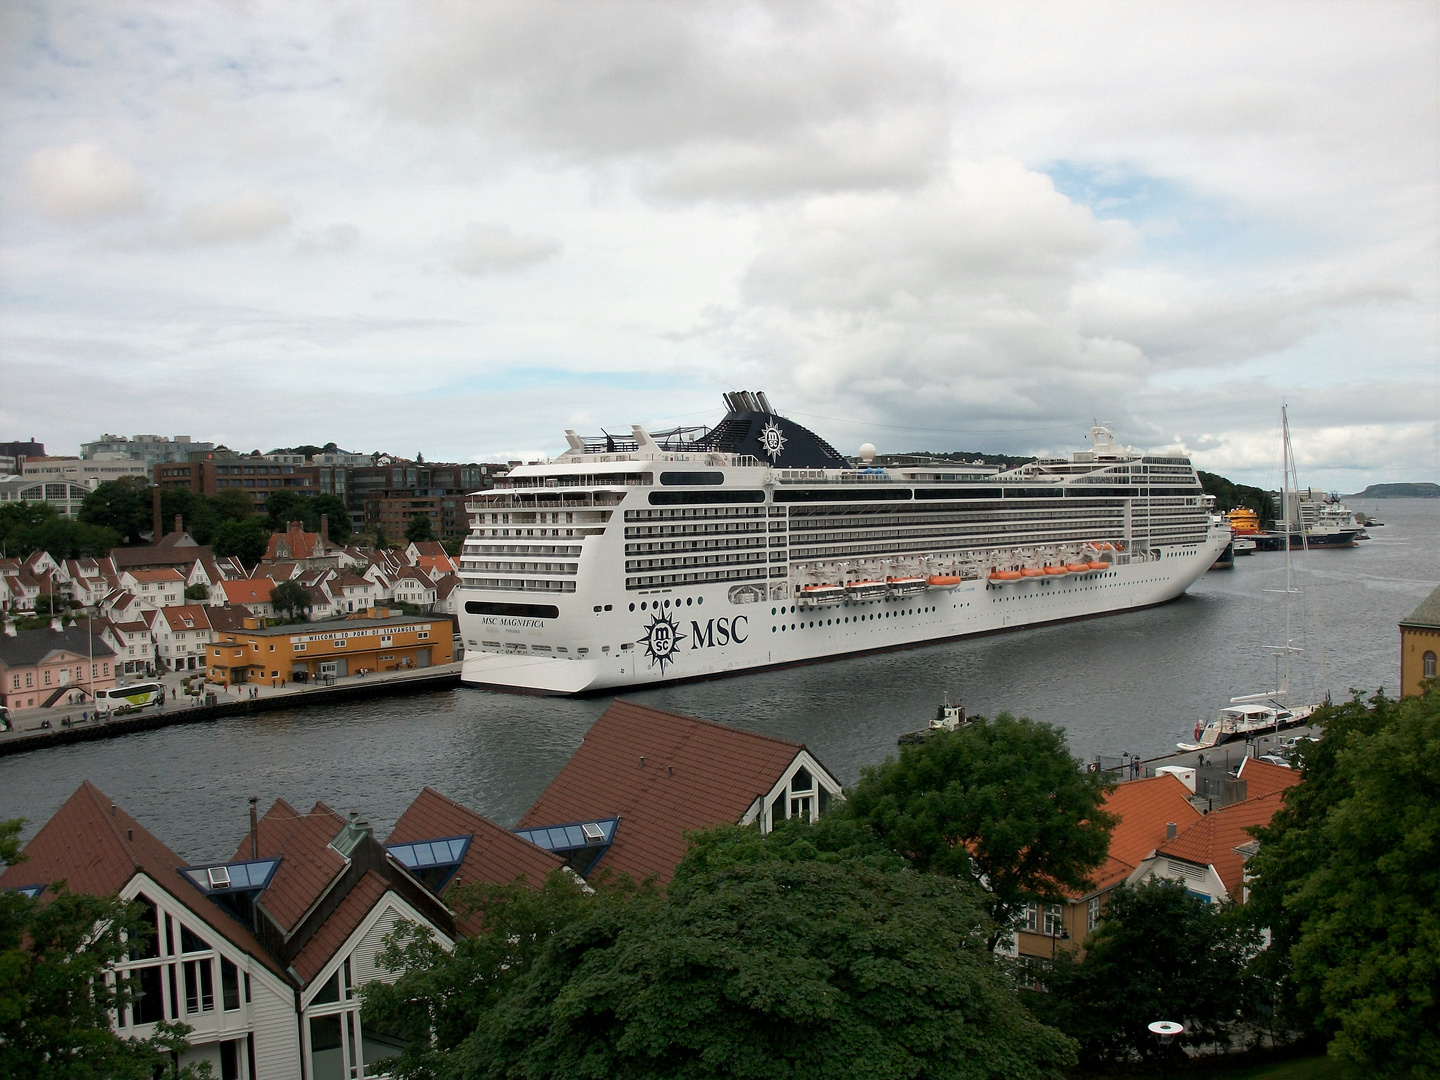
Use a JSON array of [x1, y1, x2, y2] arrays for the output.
[[899, 701, 968, 744]]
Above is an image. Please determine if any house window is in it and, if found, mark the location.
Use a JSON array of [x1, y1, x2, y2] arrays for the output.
[[183, 958, 215, 1013], [1023, 903, 1037, 933], [1425, 650, 1437, 679], [1087, 896, 1101, 931], [25, 673, 32, 688], [44, 670, 51, 685], [10, 675, 17, 689], [1042, 904, 1064, 937]]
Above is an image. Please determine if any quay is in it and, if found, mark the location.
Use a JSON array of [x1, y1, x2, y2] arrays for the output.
[[0, 661, 462, 756]]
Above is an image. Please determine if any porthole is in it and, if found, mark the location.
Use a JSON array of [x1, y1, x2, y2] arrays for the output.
[[697, 596, 703, 606], [629, 603, 635, 611], [686, 597, 693, 606], [641, 602, 648, 611]]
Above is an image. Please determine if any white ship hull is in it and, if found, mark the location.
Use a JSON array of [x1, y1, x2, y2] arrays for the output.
[[460, 537, 1225, 694]]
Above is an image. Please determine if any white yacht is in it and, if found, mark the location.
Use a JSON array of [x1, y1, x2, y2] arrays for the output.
[[457, 392, 1230, 694]]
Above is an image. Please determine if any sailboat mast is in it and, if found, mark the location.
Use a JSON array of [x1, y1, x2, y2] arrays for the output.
[[1281, 405, 1294, 704]]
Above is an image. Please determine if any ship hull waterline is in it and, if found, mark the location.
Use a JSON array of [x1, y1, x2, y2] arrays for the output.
[[459, 538, 1225, 696]]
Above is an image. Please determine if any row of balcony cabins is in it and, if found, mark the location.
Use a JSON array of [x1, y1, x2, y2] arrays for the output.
[[1, 693, 1301, 1078], [0, 522, 464, 710]]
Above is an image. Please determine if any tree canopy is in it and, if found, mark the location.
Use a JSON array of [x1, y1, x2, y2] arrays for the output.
[[366, 830, 1077, 1080], [1033, 879, 1262, 1066], [1246, 687, 1440, 1077], [212, 517, 269, 568], [839, 714, 1116, 944], [0, 501, 119, 560], [404, 513, 435, 543], [0, 818, 206, 1078], [78, 477, 153, 545], [270, 579, 311, 622]]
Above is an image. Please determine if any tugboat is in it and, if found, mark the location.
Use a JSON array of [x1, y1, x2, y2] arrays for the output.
[[899, 700, 967, 745]]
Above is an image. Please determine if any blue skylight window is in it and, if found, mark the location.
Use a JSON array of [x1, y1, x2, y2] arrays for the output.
[[386, 835, 471, 871], [514, 818, 618, 853], [5, 884, 45, 899], [180, 858, 281, 895]]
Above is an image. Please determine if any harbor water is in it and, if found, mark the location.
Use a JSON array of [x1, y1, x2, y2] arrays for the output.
[[3, 498, 1435, 863]]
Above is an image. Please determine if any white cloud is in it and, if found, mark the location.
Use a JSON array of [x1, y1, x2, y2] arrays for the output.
[[182, 191, 291, 245], [26, 143, 145, 221], [378, 0, 950, 199], [449, 223, 561, 276]]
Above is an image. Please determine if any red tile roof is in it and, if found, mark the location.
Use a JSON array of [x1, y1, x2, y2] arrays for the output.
[[1156, 789, 1290, 899], [290, 870, 389, 986], [233, 799, 347, 934], [0, 781, 285, 978], [160, 605, 212, 632], [1085, 775, 1203, 894], [125, 568, 185, 583], [1236, 757, 1302, 800], [388, 787, 566, 934], [220, 578, 278, 606], [518, 700, 808, 886]]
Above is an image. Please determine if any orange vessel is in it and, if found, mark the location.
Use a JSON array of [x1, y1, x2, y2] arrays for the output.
[[1227, 507, 1261, 535]]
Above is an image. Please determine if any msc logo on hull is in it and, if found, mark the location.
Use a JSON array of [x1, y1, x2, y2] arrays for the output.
[[639, 614, 748, 671]]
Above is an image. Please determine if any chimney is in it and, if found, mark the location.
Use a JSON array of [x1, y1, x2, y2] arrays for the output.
[[174, 514, 183, 535], [152, 486, 162, 543], [1166, 822, 1177, 840], [320, 513, 329, 549], [249, 796, 259, 859]]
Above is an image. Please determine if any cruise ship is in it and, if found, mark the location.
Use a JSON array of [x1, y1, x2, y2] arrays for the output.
[[457, 392, 1230, 694]]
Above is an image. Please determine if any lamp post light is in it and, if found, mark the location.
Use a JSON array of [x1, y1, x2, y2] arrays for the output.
[[1148, 1021, 1183, 1080]]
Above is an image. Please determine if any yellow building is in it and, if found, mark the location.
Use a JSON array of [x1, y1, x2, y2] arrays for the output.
[[207, 612, 453, 686], [1400, 584, 1440, 697]]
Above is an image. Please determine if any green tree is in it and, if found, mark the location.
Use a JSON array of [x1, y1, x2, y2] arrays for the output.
[[78, 477, 153, 545], [404, 513, 435, 544], [264, 490, 309, 531], [1246, 688, 1440, 1077], [270, 579, 311, 622], [212, 518, 269, 568], [458, 858, 1075, 1080], [373, 530, 390, 550], [0, 502, 119, 559], [160, 487, 220, 545], [184, 583, 209, 602], [209, 487, 258, 524], [310, 494, 351, 544], [1033, 879, 1262, 1066], [840, 714, 1116, 946], [0, 818, 207, 1078], [367, 834, 1077, 1080], [1197, 470, 1276, 520]]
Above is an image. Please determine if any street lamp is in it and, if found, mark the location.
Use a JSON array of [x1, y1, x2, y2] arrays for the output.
[[1148, 1021, 1183, 1079]]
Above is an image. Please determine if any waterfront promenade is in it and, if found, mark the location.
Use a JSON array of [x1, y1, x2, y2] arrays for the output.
[[0, 661, 462, 755]]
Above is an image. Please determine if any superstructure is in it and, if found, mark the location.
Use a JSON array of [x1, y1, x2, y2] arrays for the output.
[[457, 392, 1229, 694]]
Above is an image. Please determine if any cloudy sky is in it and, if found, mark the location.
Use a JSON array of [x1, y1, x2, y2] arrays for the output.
[[1, 1, 1435, 488]]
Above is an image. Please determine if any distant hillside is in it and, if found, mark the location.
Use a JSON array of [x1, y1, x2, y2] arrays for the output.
[[1344, 482, 1440, 499], [1197, 470, 1275, 517]]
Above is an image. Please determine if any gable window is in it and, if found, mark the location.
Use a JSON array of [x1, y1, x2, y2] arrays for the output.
[[183, 959, 215, 1013]]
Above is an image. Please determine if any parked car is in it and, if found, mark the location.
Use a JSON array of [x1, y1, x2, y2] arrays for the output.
[[1257, 753, 1293, 768]]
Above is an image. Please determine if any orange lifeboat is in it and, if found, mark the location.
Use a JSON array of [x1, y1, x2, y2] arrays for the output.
[[988, 570, 1023, 582], [1086, 561, 1108, 571], [1064, 563, 1091, 573], [1020, 567, 1046, 578], [1044, 566, 1069, 576], [927, 574, 963, 587]]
